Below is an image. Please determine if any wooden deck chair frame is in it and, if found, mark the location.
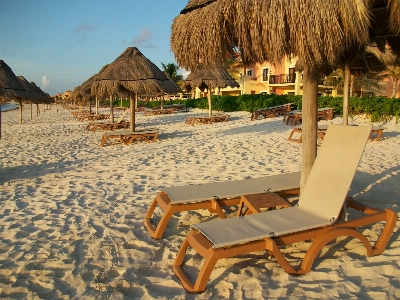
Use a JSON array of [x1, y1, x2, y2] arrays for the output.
[[172, 125, 397, 293], [144, 172, 301, 239], [100, 129, 158, 147]]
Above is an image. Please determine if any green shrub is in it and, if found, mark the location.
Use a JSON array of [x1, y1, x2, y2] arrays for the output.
[[102, 94, 400, 123]]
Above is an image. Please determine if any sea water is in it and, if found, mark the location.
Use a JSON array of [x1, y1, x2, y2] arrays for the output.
[[0, 102, 18, 112]]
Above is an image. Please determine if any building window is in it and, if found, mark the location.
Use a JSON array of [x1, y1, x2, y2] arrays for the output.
[[247, 69, 253, 77], [262, 68, 269, 81]]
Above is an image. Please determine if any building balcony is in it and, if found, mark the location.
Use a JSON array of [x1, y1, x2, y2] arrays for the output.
[[269, 74, 296, 84]]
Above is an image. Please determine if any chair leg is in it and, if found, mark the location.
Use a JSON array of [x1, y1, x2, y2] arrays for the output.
[[144, 195, 175, 239], [173, 231, 219, 294], [371, 209, 397, 255], [298, 227, 373, 275]]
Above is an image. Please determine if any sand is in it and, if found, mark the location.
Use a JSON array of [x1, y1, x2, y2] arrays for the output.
[[0, 104, 399, 299]]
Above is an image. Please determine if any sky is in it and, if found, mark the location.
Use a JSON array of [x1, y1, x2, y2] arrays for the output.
[[0, 0, 189, 95]]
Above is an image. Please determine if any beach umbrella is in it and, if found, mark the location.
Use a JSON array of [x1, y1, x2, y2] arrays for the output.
[[17, 76, 48, 120], [92, 47, 181, 132], [0, 60, 26, 134], [184, 64, 239, 116], [171, 0, 371, 190], [30, 82, 53, 114]]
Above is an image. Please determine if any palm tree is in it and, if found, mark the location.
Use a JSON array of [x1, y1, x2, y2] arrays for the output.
[[326, 69, 380, 97], [161, 62, 183, 83], [224, 49, 243, 80], [376, 64, 400, 98]]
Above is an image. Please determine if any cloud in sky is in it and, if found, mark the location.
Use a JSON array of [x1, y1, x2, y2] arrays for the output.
[[179, 68, 190, 80], [73, 23, 98, 35], [42, 76, 50, 88], [130, 28, 157, 49]]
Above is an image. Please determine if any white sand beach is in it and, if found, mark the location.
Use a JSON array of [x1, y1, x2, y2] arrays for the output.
[[0, 105, 399, 299]]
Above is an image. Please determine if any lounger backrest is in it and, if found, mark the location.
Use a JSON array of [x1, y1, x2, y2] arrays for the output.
[[298, 125, 371, 222]]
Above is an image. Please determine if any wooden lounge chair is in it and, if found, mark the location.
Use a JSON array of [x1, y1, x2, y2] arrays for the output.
[[90, 121, 129, 132], [100, 129, 159, 147], [143, 108, 174, 116], [285, 107, 334, 126], [173, 125, 396, 293], [185, 114, 229, 125], [250, 103, 293, 121], [86, 108, 130, 131], [288, 124, 387, 144], [144, 172, 301, 239]]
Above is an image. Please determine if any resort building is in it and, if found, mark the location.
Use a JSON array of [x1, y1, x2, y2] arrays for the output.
[[191, 56, 398, 98]]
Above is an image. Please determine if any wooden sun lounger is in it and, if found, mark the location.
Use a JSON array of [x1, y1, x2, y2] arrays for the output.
[[285, 107, 334, 126], [143, 108, 175, 116], [82, 114, 110, 121], [288, 124, 386, 143], [172, 125, 396, 294], [86, 108, 130, 131], [173, 125, 397, 293], [250, 103, 293, 121], [100, 129, 159, 147], [89, 121, 129, 132], [161, 104, 189, 112], [71, 111, 91, 116], [185, 114, 229, 126], [144, 172, 301, 239]]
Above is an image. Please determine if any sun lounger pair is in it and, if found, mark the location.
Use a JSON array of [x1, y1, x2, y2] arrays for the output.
[[185, 114, 229, 125], [285, 107, 334, 126], [86, 108, 130, 132], [78, 114, 109, 122], [250, 103, 293, 121], [159, 125, 395, 293], [100, 129, 159, 147], [143, 108, 175, 116], [144, 172, 301, 239], [288, 124, 386, 143]]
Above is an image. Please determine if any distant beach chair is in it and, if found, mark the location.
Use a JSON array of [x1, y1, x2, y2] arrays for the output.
[[86, 108, 129, 131], [285, 107, 334, 126], [250, 103, 293, 121], [144, 172, 301, 239], [172, 125, 396, 293], [100, 129, 159, 147], [288, 124, 386, 144], [185, 114, 229, 125]]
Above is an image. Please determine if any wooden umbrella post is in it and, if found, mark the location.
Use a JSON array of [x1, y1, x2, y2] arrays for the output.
[[300, 67, 318, 192], [207, 81, 212, 116], [18, 100, 23, 125], [343, 64, 351, 126], [129, 91, 136, 132], [109, 94, 114, 123]]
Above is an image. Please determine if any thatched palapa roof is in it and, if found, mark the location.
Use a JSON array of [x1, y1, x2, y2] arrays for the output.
[[0, 60, 26, 103], [92, 47, 181, 97], [29, 81, 53, 104], [184, 64, 239, 91], [17, 76, 49, 104], [171, 0, 371, 70]]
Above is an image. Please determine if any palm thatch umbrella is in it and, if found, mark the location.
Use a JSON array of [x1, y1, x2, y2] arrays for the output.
[[75, 65, 111, 114], [184, 64, 239, 116], [171, 0, 373, 190], [92, 47, 181, 131], [30, 82, 53, 114], [0, 60, 26, 135], [17, 76, 49, 120]]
